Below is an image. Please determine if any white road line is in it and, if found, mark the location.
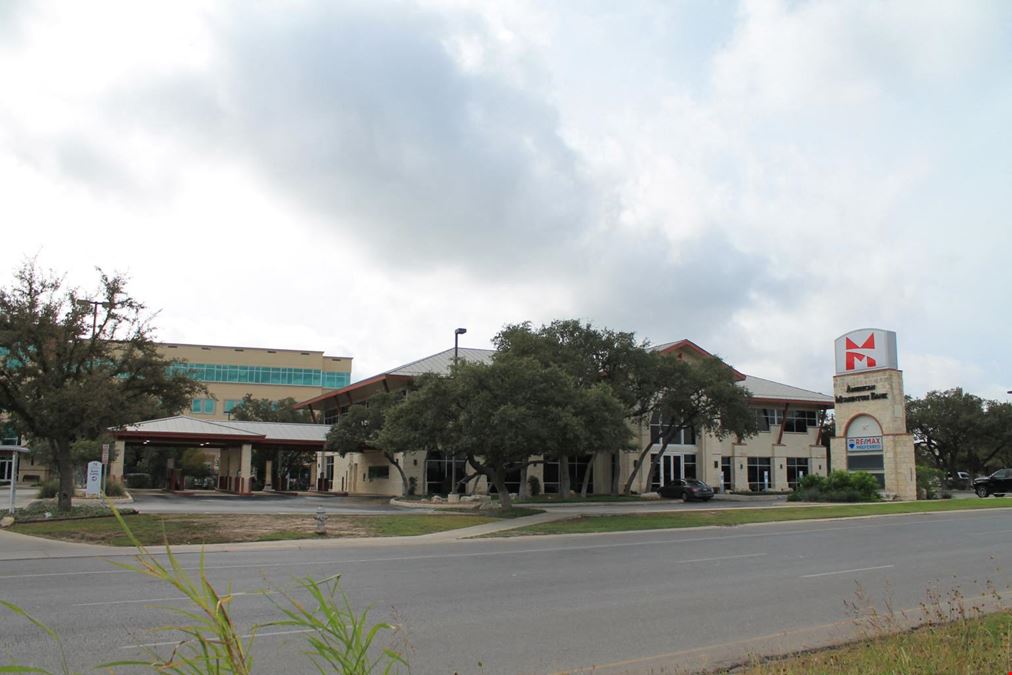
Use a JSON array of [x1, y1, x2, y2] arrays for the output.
[[72, 591, 271, 607], [674, 553, 766, 564], [120, 628, 315, 650], [801, 564, 894, 578]]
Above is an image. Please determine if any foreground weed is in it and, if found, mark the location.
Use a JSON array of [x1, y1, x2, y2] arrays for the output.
[[267, 574, 407, 674]]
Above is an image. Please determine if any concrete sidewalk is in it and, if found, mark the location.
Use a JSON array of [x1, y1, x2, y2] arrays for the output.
[[0, 527, 114, 560], [0, 510, 573, 560]]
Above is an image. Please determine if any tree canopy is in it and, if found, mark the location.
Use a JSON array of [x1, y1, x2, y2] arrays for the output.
[[0, 261, 204, 510], [907, 388, 1012, 476], [326, 392, 413, 494]]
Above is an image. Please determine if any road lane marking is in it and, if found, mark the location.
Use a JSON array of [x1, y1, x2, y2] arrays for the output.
[[72, 591, 271, 607], [120, 628, 315, 650], [801, 564, 894, 578]]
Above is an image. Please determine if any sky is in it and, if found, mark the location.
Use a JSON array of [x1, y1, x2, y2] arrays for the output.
[[2, 0, 1010, 398]]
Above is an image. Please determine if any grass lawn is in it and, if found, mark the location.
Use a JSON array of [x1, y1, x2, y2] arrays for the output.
[[11, 512, 501, 546], [497, 497, 1012, 536], [732, 610, 1012, 674]]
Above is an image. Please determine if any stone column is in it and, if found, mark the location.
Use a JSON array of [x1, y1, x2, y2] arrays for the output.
[[238, 443, 253, 495], [264, 459, 274, 491], [110, 440, 126, 484]]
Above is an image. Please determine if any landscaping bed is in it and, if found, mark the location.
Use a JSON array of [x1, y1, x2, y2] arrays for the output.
[[11, 512, 500, 546], [13, 500, 138, 523], [493, 497, 1012, 536]]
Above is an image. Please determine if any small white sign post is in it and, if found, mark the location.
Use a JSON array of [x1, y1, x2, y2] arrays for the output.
[[86, 460, 103, 497]]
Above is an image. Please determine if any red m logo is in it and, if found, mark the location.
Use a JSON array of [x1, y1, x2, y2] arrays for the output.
[[845, 334, 877, 371]]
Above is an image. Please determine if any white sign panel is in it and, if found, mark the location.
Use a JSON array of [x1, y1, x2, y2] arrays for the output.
[[847, 436, 884, 452], [85, 460, 102, 496], [101, 443, 110, 464], [834, 329, 898, 375]]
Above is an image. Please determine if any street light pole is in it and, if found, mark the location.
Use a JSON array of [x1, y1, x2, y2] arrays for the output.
[[451, 327, 467, 495], [76, 299, 102, 338]]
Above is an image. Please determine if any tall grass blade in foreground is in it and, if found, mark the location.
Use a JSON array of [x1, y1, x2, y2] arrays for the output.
[[267, 574, 407, 674]]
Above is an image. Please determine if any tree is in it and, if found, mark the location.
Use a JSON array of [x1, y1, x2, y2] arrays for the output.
[[907, 389, 1012, 476], [380, 358, 607, 510], [493, 320, 651, 496], [623, 354, 756, 495], [0, 261, 204, 510], [325, 392, 413, 496], [230, 395, 314, 489]]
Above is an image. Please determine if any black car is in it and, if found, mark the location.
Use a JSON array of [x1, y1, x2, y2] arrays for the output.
[[658, 478, 714, 502], [973, 468, 1012, 498]]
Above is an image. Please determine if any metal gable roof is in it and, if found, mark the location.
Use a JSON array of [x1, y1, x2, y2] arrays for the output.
[[739, 375, 834, 405]]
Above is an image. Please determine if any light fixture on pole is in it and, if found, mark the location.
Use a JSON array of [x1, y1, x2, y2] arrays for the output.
[[454, 327, 467, 366]]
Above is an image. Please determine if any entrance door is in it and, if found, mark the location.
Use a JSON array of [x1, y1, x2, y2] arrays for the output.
[[0, 456, 11, 483], [660, 455, 682, 487]]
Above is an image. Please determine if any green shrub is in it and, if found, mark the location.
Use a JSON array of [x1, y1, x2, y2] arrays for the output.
[[104, 481, 126, 497], [37, 479, 59, 499], [527, 475, 542, 497], [789, 470, 880, 502], [917, 465, 945, 499]]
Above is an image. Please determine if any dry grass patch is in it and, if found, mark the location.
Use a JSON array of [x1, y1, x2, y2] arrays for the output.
[[12, 512, 497, 546]]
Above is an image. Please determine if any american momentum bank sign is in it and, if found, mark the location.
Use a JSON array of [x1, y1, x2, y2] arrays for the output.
[[834, 329, 898, 375]]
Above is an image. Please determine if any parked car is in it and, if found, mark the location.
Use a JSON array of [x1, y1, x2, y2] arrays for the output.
[[658, 478, 714, 502], [946, 471, 971, 490], [972, 468, 1012, 498]]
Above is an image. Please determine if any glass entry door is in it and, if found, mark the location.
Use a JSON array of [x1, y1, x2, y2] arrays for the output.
[[651, 454, 683, 490], [0, 456, 11, 484]]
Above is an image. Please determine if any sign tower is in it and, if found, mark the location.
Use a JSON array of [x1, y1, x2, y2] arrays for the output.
[[830, 329, 916, 500]]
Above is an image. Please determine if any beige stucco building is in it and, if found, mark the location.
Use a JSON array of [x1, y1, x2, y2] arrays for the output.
[[296, 340, 835, 497]]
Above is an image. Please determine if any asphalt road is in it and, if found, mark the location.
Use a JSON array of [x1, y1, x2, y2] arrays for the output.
[[1, 508, 1010, 673]]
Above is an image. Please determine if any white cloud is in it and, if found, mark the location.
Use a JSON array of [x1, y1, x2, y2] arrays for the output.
[[2, 0, 1010, 399]]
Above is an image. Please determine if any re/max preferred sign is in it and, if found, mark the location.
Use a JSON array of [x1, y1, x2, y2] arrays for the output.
[[847, 436, 883, 452]]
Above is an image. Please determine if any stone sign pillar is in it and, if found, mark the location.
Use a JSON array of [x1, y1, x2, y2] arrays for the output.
[[830, 329, 917, 500]]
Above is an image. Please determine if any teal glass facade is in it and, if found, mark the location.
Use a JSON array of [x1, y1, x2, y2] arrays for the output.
[[170, 363, 350, 389]]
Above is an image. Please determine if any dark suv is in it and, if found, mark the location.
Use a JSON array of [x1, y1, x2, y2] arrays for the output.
[[973, 469, 1012, 498]]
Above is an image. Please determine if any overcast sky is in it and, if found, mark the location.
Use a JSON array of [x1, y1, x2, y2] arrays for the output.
[[2, 0, 1010, 398]]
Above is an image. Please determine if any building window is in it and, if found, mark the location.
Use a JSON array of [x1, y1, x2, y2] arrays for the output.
[[224, 400, 241, 414], [649, 412, 696, 446], [1, 423, 18, 446], [367, 465, 390, 480], [786, 457, 809, 488], [747, 457, 772, 492], [784, 410, 819, 433], [168, 363, 351, 389], [754, 408, 785, 432], [190, 398, 216, 415], [543, 454, 594, 494], [425, 451, 468, 495]]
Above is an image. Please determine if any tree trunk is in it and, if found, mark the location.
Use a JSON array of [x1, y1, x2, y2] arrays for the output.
[[623, 428, 674, 495], [493, 468, 513, 510], [385, 451, 411, 496], [559, 455, 571, 498], [580, 453, 594, 497], [55, 441, 75, 512]]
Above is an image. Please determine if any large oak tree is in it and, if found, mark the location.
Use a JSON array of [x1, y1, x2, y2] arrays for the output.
[[0, 261, 203, 510]]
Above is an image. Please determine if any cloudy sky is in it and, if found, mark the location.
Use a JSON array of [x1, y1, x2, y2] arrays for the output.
[[2, 0, 1010, 398]]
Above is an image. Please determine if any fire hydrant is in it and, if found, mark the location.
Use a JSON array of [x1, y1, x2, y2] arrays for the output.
[[314, 507, 328, 535]]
